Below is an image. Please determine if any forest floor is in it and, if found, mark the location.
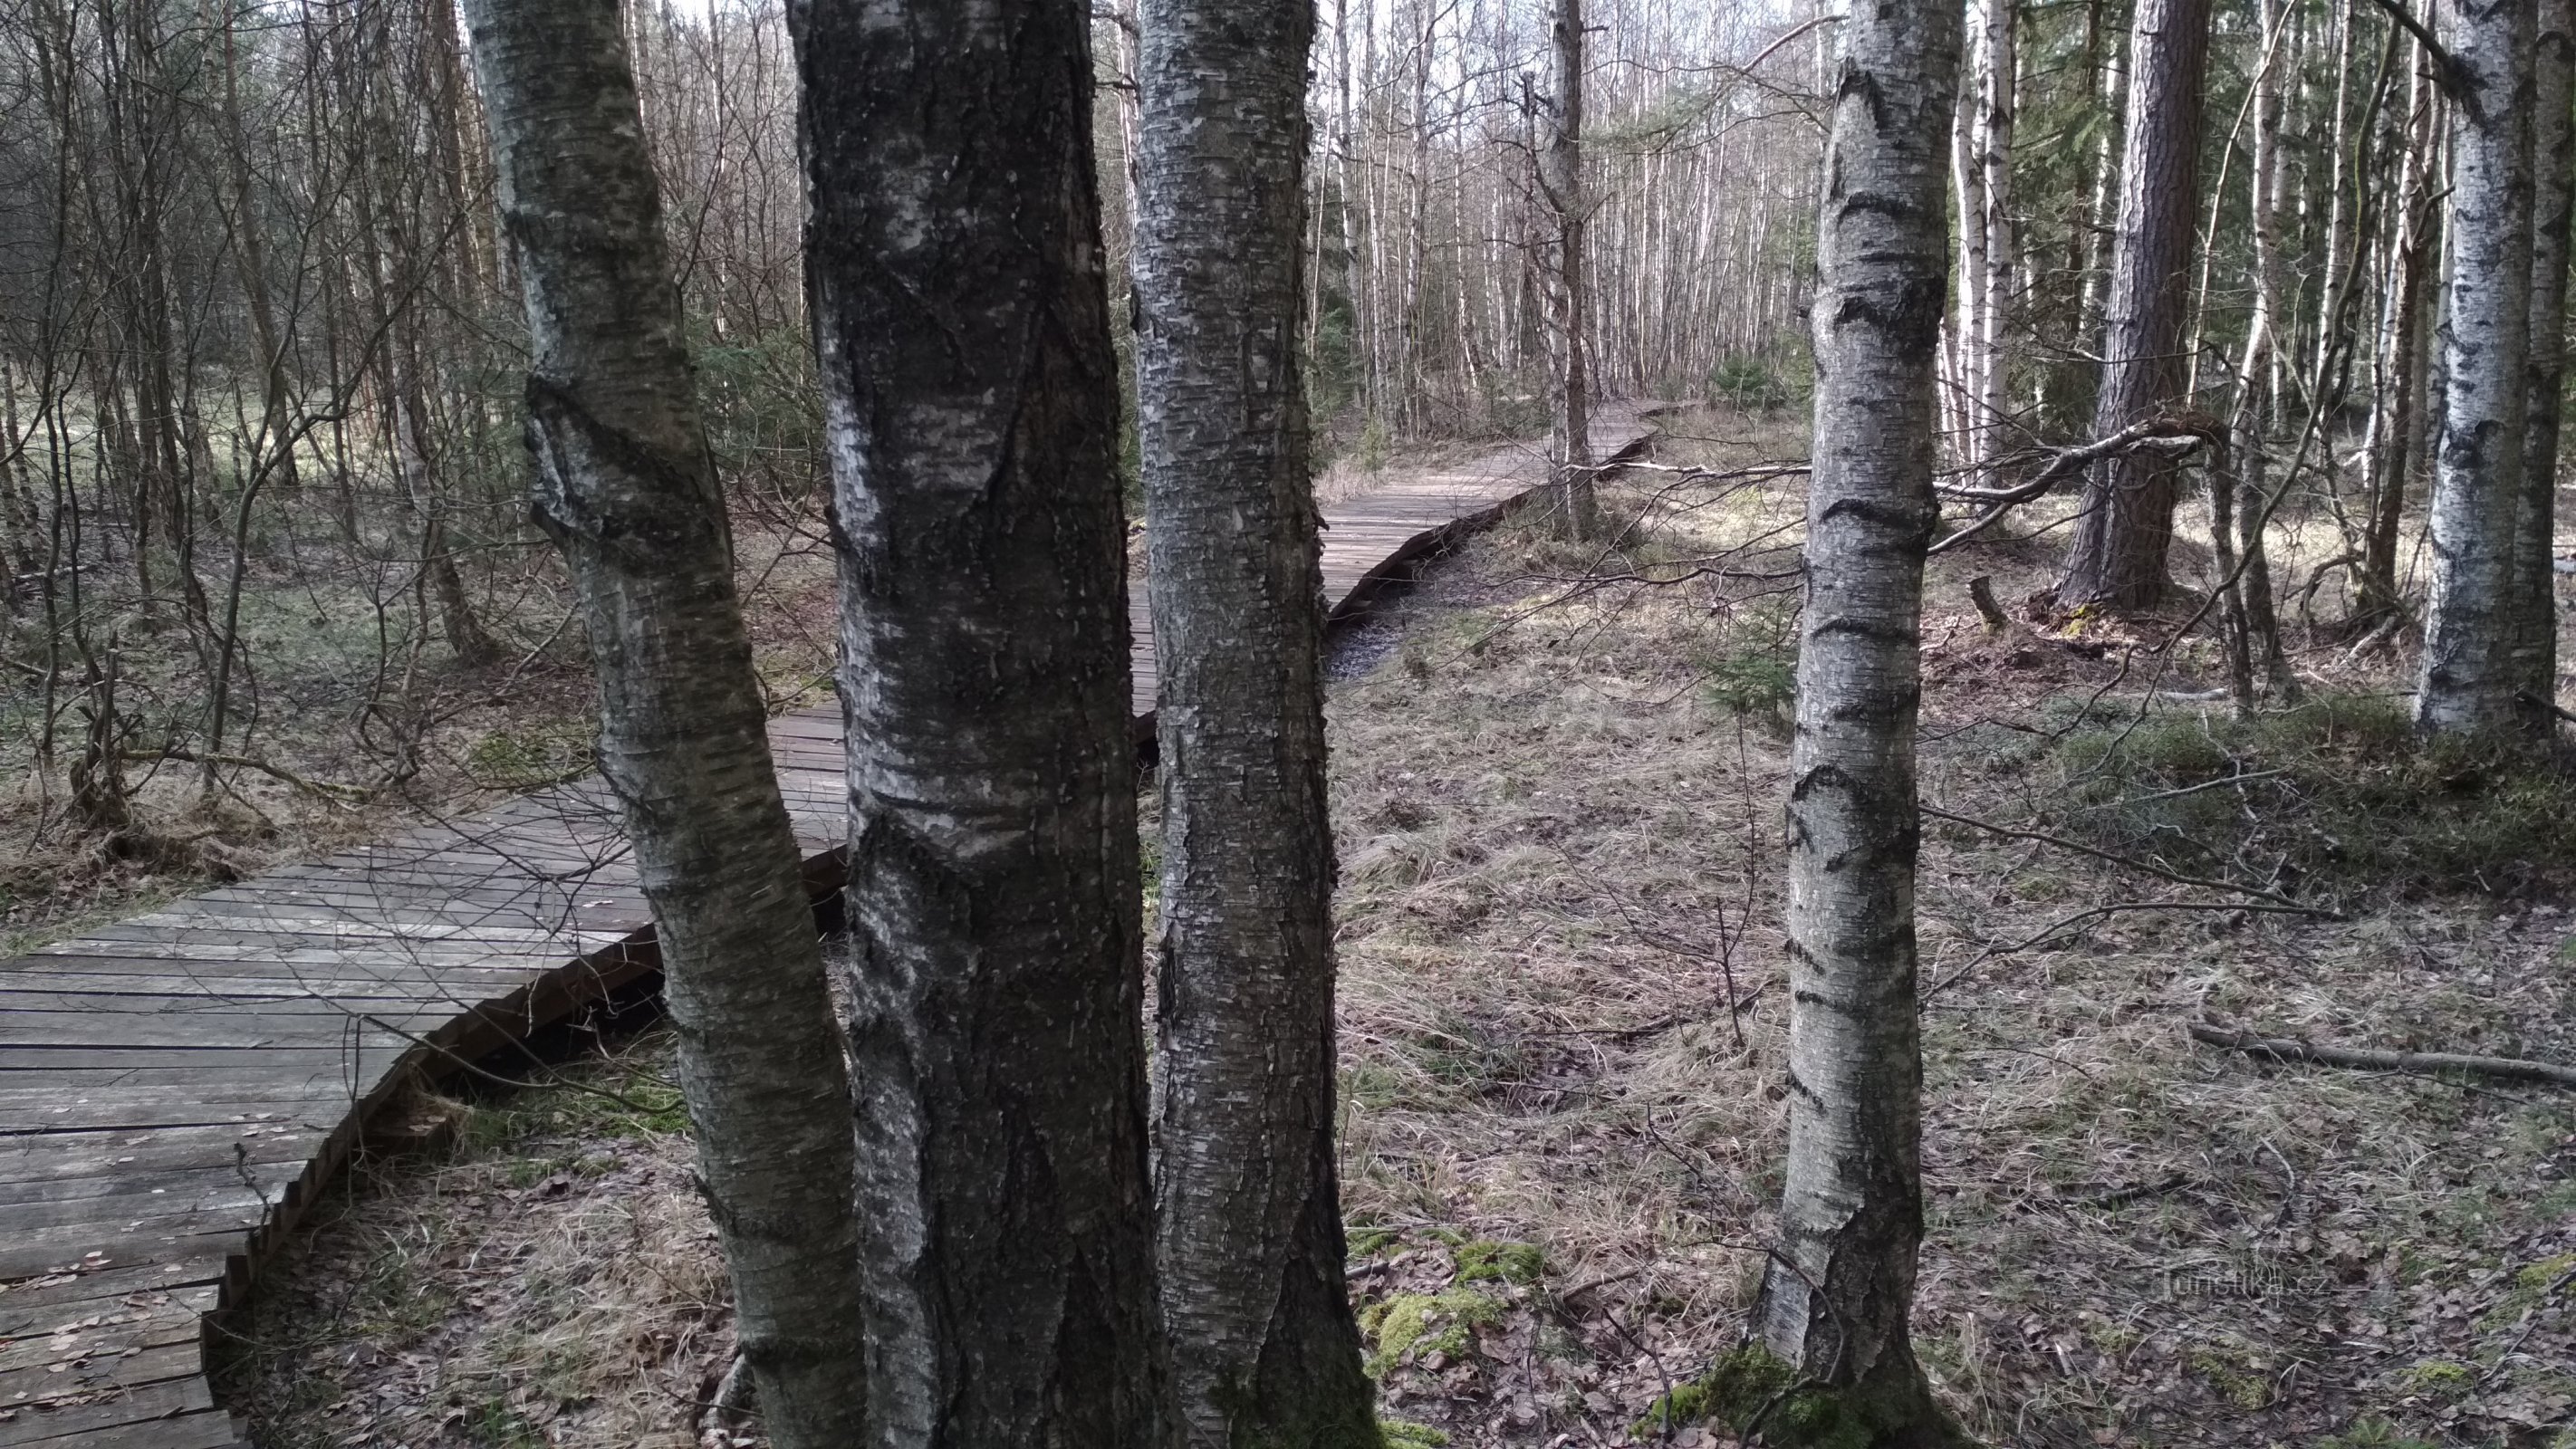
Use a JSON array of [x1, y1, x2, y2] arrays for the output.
[[210, 408, 2575, 1449]]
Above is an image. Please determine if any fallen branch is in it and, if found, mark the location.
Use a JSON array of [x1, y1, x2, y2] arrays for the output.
[[2189, 1023, 2576, 1089], [119, 746, 374, 802]]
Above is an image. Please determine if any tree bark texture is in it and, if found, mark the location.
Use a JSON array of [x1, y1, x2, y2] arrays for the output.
[[1753, 0, 1966, 1441], [2417, 0, 2538, 735], [1133, 1, 1381, 1442], [789, 0, 1169, 1441], [1544, 0, 1599, 541], [457, 4, 870, 1445], [2512, 0, 2573, 714], [2055, 0, 2209, 610]]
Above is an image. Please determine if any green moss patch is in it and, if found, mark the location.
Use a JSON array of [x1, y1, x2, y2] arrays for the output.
[[1359, 1288, 1504, 1378], [1635, 1343, 1975, 1449]]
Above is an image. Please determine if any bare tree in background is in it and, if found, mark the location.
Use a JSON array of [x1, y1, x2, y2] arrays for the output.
[[457, 3, 869, 1443], [1745, 0, 1971, 1442], [790, 0, 1169, 1439], [2054, 0, 2208, 610], [1132, 0, 1379, 1440], [2417, 0, 2539, 735], [1541, 0, 1598, 540]]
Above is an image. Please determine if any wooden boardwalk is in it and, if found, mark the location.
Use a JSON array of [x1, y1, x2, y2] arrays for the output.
[[0, 407, 1656, 1448]]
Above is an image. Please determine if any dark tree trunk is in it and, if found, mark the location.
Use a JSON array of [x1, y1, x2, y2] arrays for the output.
[[2361, 68, 2440, 626], [1543, 0, 1598, 541], [1749, 3, 1970, 1444], [1131, 0, 1378, 1441], [457, 3, 870, 1444], [2055, 0, 2209, 611], [790, 0, 1170, 1441], [2512, 0, 2573, 713]]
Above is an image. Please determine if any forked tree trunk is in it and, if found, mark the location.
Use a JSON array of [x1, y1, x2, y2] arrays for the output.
[[1132, 0, 1379, 1440], [1544, 0, 1598, 540], [2511, 0, 2573, 714], [790, 0, 1169, 1440], [456, 3, 870, 1445], [1749, 2, 1969, 1443], [2417, 0, 2539, 735], [2055, 0, 2209, 611]]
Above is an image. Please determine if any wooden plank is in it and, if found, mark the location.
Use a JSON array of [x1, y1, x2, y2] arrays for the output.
[[0, 1307, 198, 1380], [0, 1216, 254, 1283], [0, 1377, 213, 1446], [0, 1344, 200, 1410], [0, 1262, 224, 1320]]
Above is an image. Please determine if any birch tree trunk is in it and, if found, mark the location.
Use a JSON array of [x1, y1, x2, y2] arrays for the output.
[[1749, 1, 1970, 1441], [1544, 0, 1599, 540], [789, 0, 1170, 1440], [2511, 0, 2573, 712], [1975, 0, 2016, 472], [2417, 0, 2540, 735], [2055, 0, 2209, 610], [1133, 1, 1378, 1440], [457, 3, 869, 1444], [2227, 0, 2294, 705]]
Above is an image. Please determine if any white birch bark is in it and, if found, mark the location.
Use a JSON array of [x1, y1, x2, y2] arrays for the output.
[[2417, 0, 2539, 734], [1751, 1, 1969, 1439]]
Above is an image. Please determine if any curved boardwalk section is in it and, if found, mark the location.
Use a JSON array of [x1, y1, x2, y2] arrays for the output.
[[0, 407, 1654, 1448]]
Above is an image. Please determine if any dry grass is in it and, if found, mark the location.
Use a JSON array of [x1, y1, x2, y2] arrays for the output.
[[214, 1032, 739, 1449], [220, 408, 2576, 1449]]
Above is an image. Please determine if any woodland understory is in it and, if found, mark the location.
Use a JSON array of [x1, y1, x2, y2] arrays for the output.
[[206, 414, 2576, 1449]]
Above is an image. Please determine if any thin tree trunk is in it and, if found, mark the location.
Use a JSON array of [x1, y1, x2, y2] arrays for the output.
[[2512, 0, 2574, 712], [2417, 0, 2539, 735], [1975, 0, 2016, 471], [2056, 0, 2210, 610], [1544, 0, 1598, 540], [2362, 64, 2439, 622], [1749, 2, 1970, 1442], [2231, 0, 2295, 704], [790, 0, 1169, 1440], [1132, 0, 1378, 1438], [457, 5, 870, 1444]]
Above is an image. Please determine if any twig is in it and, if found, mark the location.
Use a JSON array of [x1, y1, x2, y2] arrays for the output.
[[1918, 803, 2339, 915], [2360, 0, 2468, 98], [2190, 1023, 2576, 1089]]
